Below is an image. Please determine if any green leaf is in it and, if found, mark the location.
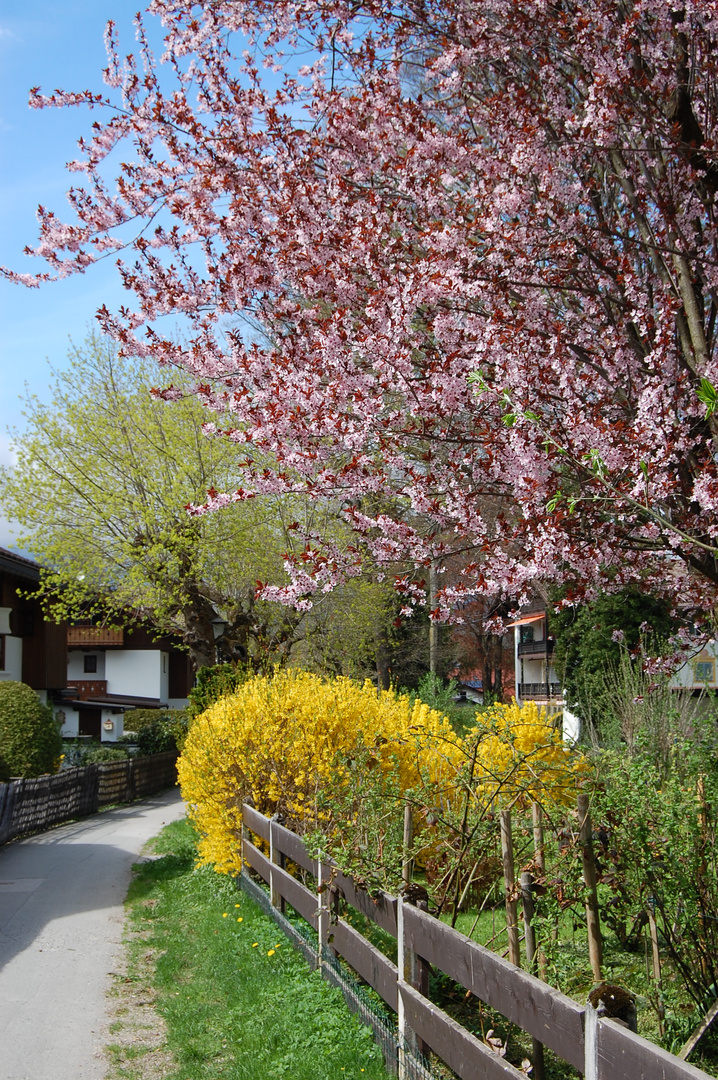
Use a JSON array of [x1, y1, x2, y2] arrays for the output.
[[697, 377, 718, 418]]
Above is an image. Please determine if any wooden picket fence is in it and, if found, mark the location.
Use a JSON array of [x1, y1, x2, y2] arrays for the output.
[[241, 804, 712, 1080], [0, 751, 178, 846]]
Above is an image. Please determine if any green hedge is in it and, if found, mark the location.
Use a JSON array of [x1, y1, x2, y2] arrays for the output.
[[0, 681, 63, 781]]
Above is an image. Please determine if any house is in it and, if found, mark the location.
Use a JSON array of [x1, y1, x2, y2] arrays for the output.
[[509, 602, 563, 708], [59, 622, 193, 742], [0, 547, 67, 700]]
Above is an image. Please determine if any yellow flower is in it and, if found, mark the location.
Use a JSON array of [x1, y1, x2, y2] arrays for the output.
[[222, 913, 228, 918], [252, 942, 258, 947], [237, 917, 243, 922], [267, 949, 275, 956]]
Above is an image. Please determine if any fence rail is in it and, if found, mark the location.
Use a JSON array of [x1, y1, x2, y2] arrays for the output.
[[241, 804, 712, 1080], [0, 751, 178, 846]]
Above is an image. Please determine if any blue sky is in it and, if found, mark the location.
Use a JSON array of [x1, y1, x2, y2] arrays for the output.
[[0, 2, 161, 543]]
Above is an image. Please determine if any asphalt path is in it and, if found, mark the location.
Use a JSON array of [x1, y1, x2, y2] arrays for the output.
[[0, 788, 185, 1080]]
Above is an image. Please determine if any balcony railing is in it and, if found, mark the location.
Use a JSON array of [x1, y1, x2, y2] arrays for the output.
[[518, 682, 563, 700], [67, 626, 124, 647], [67, 679, 108, 701], [517, 640, 555, 658]]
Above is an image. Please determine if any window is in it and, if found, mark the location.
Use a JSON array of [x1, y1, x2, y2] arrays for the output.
[[84, 654, 98, 674], [694, 660, 715, 683], [520, 626, 535, 644]]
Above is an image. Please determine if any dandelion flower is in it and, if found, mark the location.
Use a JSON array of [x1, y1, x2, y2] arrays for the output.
[[267, 949, 275, 956], [237, 917, 243, 922], [235, 904, 240, 908], [252, 942, 258, 947], [222, 913, 228, 918]]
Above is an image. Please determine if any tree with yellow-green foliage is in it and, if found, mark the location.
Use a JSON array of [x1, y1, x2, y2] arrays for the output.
[[0, 334, 400, 676]]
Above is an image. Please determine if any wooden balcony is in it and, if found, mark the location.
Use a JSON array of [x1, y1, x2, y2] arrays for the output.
[[518, 639, 555, 658], [518, 682, 562, 700], [67, 679, 108, 701], [67, 626, 124, 647]]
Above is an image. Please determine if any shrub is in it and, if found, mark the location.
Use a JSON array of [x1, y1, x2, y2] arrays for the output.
[[0, 681, 63, 780], [178, 669, 583, 884], [122, 708, 189, 754], [187, 663, 251, 719], [85, 745, 129, 764]]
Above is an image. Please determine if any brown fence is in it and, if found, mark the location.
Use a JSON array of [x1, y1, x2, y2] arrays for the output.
[[241, 805, 712, 1080], [0, 751, 178, 846]]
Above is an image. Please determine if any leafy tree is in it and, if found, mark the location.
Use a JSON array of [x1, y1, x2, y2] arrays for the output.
[[6, 3, 718, 622], [0, 335, 375, 670], [550, 588, 678, 737]]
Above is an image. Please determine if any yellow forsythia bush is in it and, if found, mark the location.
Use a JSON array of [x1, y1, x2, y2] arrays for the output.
[[178, 668, 583, 875], [464, 698, 583, 808], [178, 668, 458, 873]]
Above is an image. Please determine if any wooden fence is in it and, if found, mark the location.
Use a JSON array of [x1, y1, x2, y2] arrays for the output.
[[0, 751, 178, 846], [241, 804, 712, 1080]]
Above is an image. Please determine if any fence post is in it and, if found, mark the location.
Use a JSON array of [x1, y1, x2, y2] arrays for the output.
[[269, 815, 286, 914], [500, 808, 521, 967], [317, 856, 329, 972], [397, 894, 428, 1077], [584, 1001, 598, 1080], [577, 793, 603, 982], [521, 871, 545, 1080], [397, 894, 408, 1080]]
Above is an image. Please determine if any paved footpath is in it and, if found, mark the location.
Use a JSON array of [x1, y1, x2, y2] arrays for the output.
[[0, 789, 185, 1080]]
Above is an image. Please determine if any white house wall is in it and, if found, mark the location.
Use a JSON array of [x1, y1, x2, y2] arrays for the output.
[[100, 709, 124, 742], [0, 636, 23, 682], [58, 707, 80, 737], [671, 641, 718, 691], [67, 650, 106, 680], [105, 650, 168, 702]]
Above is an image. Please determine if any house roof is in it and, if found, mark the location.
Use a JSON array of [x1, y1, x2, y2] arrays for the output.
[[0, 546, 41, 582], [507, 612, 546, 628], [65, 693, 166, 711]]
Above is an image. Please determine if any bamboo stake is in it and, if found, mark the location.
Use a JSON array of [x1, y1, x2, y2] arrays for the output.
[[532, 801, 546, 874], [500, 809, 521, 967], [697, 775, 709, 979], [647, 907, 665, 1036], [521, 871, 545, 1080], [532, 801, 548, 979], [577, 793, 603, 981], [403, 802, 413, 885]]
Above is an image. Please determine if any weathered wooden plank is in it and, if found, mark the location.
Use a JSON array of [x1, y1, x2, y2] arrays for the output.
[[597, 1017, 713, 1080], [242, 803, 270, 841], [271, 819, 316, 874], [399, 983, 526, 1080], [270, 860, 319, 928], [402, 904, 585, 1071], [329, 917, 399, 1011], [243, 837, 272, 883], [328, 867, 398, 936]]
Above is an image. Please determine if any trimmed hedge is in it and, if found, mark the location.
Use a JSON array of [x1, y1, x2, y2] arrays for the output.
[[0, 681, 63, 781]]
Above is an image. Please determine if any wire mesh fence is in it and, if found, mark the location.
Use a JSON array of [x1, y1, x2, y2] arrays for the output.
[[239, 867, 442, 1079]]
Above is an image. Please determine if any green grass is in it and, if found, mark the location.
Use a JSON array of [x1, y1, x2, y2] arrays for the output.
[[120, 818, 391, 1080]]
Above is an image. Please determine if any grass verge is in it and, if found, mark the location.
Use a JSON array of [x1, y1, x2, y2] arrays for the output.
[[106, 817, 391, 1080]]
